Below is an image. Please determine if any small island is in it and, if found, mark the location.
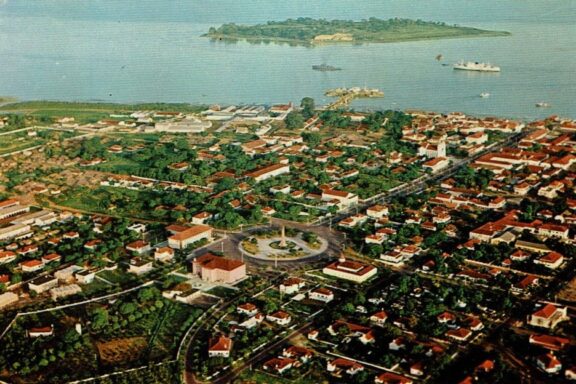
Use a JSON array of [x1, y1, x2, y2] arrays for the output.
[[204, 17, 510, 45]]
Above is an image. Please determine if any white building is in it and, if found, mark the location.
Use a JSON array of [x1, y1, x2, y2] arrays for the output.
[[168, 225, 213, 250], [323, 256, 377, 283], [29, 276, 58, 294]]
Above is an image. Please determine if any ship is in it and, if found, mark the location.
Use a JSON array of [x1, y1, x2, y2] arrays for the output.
[[535, 102, 551, 108], [312, 64, 342, 71], [453, 61, 501, 72], [480, 92, 490, 98]]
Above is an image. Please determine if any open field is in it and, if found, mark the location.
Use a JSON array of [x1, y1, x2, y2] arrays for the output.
[[0, 101, 207, 124]]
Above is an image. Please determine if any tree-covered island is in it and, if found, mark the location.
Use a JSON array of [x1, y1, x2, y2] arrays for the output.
[[205, 17, 510, 45]]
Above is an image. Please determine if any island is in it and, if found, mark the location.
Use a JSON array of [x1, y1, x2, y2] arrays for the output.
[[204, 17, 510, 45]]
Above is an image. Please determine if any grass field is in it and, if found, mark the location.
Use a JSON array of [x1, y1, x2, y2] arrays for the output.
[[0, 101, 207, 124], [0, 134, 44, 155]]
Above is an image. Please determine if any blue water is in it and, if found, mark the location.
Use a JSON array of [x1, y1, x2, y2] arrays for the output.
[[0, 0, 574, 120]]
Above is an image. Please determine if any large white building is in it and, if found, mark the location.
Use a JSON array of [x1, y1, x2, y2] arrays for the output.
[[0, 224, 31, 241], [245, 163, 290, 182], [168, 225, 213, 249], [323, 256, 377, 283], [321, 189, 358, 208]]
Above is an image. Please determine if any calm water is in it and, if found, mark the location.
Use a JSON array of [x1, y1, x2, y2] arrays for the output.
[[0, 0, 574, 120]]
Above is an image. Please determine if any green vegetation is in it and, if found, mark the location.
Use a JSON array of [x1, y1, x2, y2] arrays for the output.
[[206, 17, 510, 45], [0, 288, 201, 383], [0, 101, 206, 124]]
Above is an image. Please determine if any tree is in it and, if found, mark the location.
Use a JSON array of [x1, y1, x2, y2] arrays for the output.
[[300, 97, 315, 119], [301, 132, 321, 148], [138, 287, 159, 302], [91, 307, 109, 330], [284, 111, 305, 129]]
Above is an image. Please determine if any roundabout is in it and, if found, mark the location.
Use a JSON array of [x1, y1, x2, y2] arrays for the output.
[[239, 226, 329, 262]]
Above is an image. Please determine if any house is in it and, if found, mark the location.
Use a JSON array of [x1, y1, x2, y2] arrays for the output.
[[266, 311, 291, 326], [308, 287, 334, 303], [154, 247, 175, 262], [366, 204, 389, 219], [126, 240, 151, 255], [279, 277, 305, 294], [63, 231, 80, 240], [50, 284, 82, 300], [54, 265, 83, 281], [239, 313, 264, 329], [327, 358, 364, 375], [127, 223, 147, 233], [75, 269, 95, 284], [245, 163, 290, 182], [410, 362, 424, 377], [192, 253, 246, 284], [437, 311, 456, 324], [476, 359, 495, 373], [20, 259, 44, 273], [423, 157, 450, 172], [237, 303, 258, 317], [321, 189, 358, 208], [446, 327, 472, 342], [84, 239, 102, 251], [168, 225, 213, 249], [527, 304, 569, 329], [536, 353, 562, 374], [0, 251, 17, 264], [370, 311, 388, 325], [465, 316, 484, 331], [42, 253, 61, 264], [282, 345, 313, 363], [380, 250, 404, 265], [375, 372, 414, 384], [27, 325, 54, 338], [192, 211, 213, 225], [322, 256, 377, 283], [263, 357, 295, 374], [529, 334, 570, 351], [389, 337, 407, 351], [534, 251, 564, 269], [28, 275, 58, 294], [208, 335, 232, 358], [127, 257, 154, 275]]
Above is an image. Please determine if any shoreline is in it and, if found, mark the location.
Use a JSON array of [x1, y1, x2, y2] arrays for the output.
[[0, 99, 565, 124], [204, 30, 511, 46]]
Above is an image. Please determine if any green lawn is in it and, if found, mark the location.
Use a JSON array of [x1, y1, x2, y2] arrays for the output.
[[97, 269, 137, 285]]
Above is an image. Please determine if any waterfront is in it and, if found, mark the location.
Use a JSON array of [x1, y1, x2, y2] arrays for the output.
[[0, 0, 574, 119]]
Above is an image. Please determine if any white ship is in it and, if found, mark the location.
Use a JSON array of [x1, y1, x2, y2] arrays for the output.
[[454, 61, 501, 72], [480, 92, 490, 98], [535, 102, 551, 108]]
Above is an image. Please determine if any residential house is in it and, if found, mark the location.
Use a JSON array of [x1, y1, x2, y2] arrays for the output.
[[263, 357, 295, 374], [266, 311, 291, 326], [308, 287, 334, 303], [208, 335, 232, 358], [527, 304, 569, 329]]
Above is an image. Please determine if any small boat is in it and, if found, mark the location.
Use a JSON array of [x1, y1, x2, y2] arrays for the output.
[[535, 102, 551, 108], [312, 64, 342, 72], [480, 92, 490, 98]]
